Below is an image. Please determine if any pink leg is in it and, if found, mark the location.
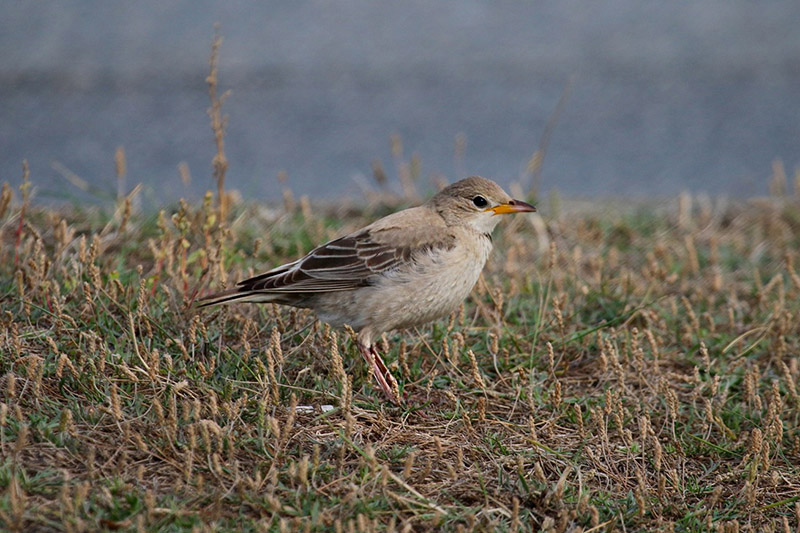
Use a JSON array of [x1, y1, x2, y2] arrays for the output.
[[358, 342, 401, 404]]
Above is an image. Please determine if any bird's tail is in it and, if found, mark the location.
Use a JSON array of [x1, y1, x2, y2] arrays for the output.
[[196, 287, 282, 308]]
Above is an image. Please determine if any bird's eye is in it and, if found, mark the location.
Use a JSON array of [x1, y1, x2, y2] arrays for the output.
[[472, 195, 488, 208]]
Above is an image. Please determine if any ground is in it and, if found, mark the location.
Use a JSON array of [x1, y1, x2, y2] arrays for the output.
[[1, 172, 800, 531]]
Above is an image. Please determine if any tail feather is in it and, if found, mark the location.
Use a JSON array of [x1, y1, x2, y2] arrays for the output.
[[198, 266, 296, 308], [196, 287, 281, 308]]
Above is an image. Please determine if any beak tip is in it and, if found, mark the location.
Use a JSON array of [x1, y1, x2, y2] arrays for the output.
[[512, 199, 537, 213]]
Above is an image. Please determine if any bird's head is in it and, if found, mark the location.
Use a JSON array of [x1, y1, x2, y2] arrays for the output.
[[431, 176, 536, 233]]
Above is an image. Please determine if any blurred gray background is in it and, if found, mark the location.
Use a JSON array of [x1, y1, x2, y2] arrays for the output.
[[2, 1, 799, 204]]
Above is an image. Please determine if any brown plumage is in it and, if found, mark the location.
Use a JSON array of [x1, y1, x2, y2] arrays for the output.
[[199, 176, 536, 403]]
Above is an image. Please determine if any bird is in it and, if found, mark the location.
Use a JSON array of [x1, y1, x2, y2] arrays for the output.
[[198, 176, 536, 403]]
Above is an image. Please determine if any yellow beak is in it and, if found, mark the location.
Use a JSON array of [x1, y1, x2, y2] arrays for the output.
[[488, 199, 537, 215]]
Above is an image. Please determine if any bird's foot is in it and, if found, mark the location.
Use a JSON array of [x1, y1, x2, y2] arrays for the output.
[[359, 342, 402, 404]]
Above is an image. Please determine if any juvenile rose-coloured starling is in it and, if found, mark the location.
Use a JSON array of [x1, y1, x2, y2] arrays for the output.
[[199, 177, 535, 403]]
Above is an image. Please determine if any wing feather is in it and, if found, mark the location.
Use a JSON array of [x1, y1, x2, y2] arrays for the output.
[[240, 219, 455, 294], [200, 206, 457, 305]]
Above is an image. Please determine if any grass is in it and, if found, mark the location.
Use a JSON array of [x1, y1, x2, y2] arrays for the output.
[[2, 32, 800, 531], [1, 167, 800, 532]]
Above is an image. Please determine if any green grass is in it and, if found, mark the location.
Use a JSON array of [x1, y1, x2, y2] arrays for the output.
[[1, 173, 800, 531]]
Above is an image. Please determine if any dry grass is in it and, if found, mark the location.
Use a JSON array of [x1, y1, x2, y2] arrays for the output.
[[1, 161, 800, 532], [3, 32, 800, 532]]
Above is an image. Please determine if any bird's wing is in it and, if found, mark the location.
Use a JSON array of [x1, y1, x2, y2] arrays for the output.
[[237, 208, 456, 294]]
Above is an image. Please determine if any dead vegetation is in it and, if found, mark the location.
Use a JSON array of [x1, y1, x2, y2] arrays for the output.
[[1, 161, 800, 531], [2, 31, 800, 532]]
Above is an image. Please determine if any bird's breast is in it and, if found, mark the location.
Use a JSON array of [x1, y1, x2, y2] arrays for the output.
[[357, 232, 492, 332]]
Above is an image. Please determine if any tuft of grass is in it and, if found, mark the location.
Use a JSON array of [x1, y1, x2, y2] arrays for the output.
[[1, 162, 800, 531]]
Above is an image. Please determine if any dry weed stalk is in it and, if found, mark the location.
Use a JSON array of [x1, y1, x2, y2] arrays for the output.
[[207, 28, 229, 222]]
